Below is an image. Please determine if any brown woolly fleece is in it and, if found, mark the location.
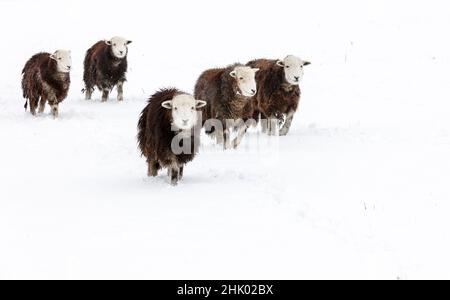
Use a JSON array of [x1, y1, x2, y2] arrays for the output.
[[83, 41, 128, 93], [137, 88, 202, 184], [194, 64, 255, 134], [21, 53, 70, 114], [246, 59, 301, 121]]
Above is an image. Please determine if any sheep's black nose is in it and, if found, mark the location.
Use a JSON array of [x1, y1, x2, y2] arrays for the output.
[[251, 89, 256, 94], [67, 66, 71, 70], [294, 77, 299, 81]]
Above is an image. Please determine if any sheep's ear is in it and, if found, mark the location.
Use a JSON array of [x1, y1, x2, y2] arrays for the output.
[[252, 68, 260, 73], [303, 61, 311, 66], [126, 40, 133, 45], [105, 40, 112, 46], [161, 100, 173, 109], [276, 60, 285, 67], [195, 100, 207, 108], [50, 53, 57, 61], [229, 70, 237, 78]]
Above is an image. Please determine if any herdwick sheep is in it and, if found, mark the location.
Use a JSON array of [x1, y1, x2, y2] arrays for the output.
[[83, 36, 132, 102], [247, 55, 310, 136], [138, 88, 207, 185], [194, 64, 259, 149], [21, 50, 72, 118]]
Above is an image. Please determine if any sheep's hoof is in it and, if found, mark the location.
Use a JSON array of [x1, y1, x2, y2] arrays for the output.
[[232, 139, 240, 149], [279, 129, 288, 136], [148, 169, 158, 177], [50, 107, 58, 118], [118, 96, 124, 102]]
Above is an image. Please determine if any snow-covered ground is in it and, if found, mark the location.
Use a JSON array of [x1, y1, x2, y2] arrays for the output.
[[1, 0, 449, 279]]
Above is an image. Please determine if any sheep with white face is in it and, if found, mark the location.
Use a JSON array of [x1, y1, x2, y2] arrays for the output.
[[230, 66, 260, 97], [276, 55, 310, 85], [50, 50, 72, 73], [162, 94, 207, 131], [105, 36, 132, 59]]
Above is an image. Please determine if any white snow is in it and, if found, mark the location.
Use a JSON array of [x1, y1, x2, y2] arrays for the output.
[[1, 0, 450, 279]]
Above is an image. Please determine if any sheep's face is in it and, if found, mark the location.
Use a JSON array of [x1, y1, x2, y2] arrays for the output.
[[106, 36, 132, 59], [50, 50, 72, 73], [277, 55, 311, 85], [230, 66, 259, 97], [162, 94, 207, 131]]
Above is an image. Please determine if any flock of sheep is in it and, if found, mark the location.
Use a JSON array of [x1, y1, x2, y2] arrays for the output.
[[21, 36, 310, 185]]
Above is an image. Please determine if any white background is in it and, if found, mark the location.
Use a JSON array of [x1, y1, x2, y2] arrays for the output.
[[0, 0, 449, 279]]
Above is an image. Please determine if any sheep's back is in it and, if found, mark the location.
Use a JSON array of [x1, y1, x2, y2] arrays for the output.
[[21, 53, 50, 100]]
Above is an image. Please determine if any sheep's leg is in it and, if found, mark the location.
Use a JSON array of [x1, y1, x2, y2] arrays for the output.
[[29, 98, 39, 116], [224, 128, 232, 150], [279, 110, 295, 136], [147, 159, 160, 177], [51, 103, 59, 119], [215, 127, 225, 145], [267, 116, 279, 136], [179, 166, 184, 180], [38, 96, 47, 114], [233, 123, 249, 149], [266, 117, 273, 135], [169, 164, 181, 186], [252, 111, 260, 125], [101, 89, 109, 102], [85, 88, 93, 100], [117, 81, 124, 102], [266, 116, 274, 135], [261, 118, 268, 134]]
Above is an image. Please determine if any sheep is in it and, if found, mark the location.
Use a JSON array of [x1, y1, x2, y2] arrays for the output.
[[138, 88, 207, 185], [194, 64, 259, 149], [247, 55, 310, 136], [83, 36, 132, 102], [21, 50, 72, 118]]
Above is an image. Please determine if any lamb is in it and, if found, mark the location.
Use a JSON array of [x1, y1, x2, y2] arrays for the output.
[[21, 50, 72, 118], [247, 55, 310, 136], [194, 64, 259, 149], [83, 36, 132, 102], [137, 88, 207, 185]]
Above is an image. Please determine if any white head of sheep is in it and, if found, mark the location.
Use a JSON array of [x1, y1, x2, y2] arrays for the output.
[[105, 36, 132, 59], [162, 94, 207, 131], [230, 66, 260, 97], [50, 50, 72, 73], [277, 55, 311, 85]]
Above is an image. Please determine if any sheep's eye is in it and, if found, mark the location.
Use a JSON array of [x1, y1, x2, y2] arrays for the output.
[[191, 107, 195, 110], [113, 44, 117, 46], [286, 66, 290, 68], [239, 77, 244, 80]]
